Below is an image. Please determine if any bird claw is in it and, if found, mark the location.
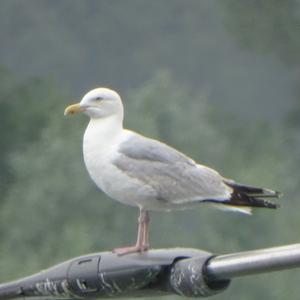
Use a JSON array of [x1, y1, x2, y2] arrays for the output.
[[112, 244, 150, 256]]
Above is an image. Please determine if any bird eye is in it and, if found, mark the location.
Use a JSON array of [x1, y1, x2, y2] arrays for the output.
[[95, 96, 103, 101]]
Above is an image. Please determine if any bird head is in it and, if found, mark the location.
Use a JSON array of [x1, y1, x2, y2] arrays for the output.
[[64, 88, 124, 119]]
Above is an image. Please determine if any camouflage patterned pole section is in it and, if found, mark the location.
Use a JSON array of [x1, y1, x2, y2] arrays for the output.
[[2, 244, 300, 299], [0, 248, 227, 299]]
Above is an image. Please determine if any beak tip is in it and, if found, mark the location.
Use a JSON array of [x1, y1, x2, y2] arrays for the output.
[[64, 109, 71, 116], [64, 103, 82, 116]]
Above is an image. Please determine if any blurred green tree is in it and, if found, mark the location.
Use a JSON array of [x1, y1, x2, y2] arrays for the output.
[[0, 66, 61, 199], [221, 0, 300, 65], [0, 0, 294, 122], [221, 0, 300, 130]]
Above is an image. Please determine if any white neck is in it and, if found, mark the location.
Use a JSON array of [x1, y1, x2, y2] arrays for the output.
[[84, 114, 123, 147]]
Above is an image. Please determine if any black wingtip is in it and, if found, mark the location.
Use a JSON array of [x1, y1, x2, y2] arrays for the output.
[[226, 191, 280, 209], [262, 188, 282, 198], [223, 179, 282, 199], [263, 199, 280, 209]]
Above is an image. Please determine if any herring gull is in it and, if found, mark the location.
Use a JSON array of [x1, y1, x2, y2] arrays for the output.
[[64, 87, 280, 255]]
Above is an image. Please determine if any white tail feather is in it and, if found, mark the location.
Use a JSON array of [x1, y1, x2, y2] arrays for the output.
[[211, 203, 252, 215]]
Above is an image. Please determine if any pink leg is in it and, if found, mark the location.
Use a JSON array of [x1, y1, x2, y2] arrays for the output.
[[113, 209, 150, 255], [141, 211, 150, 251]]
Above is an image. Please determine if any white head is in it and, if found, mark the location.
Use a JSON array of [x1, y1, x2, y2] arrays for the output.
[[64, 87, 124, 120]]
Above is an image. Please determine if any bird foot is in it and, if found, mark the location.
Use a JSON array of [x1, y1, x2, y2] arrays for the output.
[[112, 244, 150, 256]]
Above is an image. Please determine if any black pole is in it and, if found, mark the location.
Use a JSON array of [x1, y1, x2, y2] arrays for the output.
[[1, 243, 300, 299], [0, 248, 222, 299]]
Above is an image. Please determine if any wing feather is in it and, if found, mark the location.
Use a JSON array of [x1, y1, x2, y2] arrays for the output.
[[113, 133, 230, 204]]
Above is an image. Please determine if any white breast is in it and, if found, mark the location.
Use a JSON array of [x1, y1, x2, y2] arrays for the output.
[[83, 116, 120, 186], [83, 117, 144, 207]]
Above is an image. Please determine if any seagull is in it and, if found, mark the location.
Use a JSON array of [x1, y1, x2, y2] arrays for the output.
[[64, 87, 280, 255]]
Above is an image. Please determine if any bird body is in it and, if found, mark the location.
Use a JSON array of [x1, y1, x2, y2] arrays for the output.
[[65, 87, 280, 255], [84, 126, 231, 211]]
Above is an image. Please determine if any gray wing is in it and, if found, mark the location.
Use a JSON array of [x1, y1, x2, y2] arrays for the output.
[[113, 133, 230, 203]]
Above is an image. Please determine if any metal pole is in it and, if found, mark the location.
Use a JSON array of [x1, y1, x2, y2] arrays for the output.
[[1, 244, 300, 298], [205, 243, 300, 281]]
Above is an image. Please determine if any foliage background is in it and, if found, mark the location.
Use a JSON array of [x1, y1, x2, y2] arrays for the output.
[[0, 1, 300, 299]]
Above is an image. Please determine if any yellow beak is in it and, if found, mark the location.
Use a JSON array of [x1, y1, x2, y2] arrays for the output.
[[64, 103, 84, 116]]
